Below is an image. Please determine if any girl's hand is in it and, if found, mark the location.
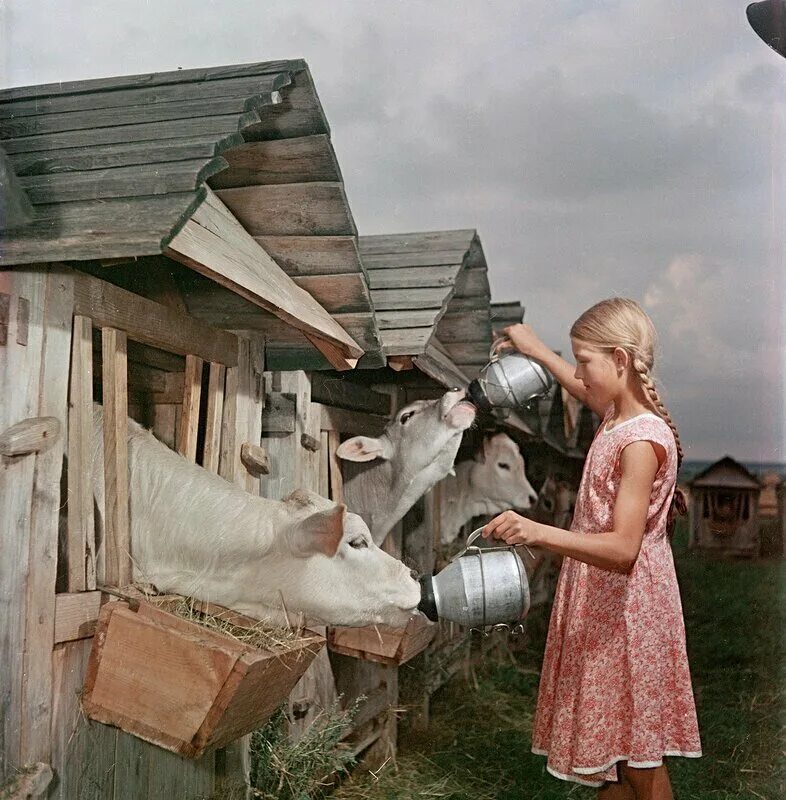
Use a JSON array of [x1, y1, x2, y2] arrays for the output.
[[494, 323, 547, 358], [482, 510, 541, 547]]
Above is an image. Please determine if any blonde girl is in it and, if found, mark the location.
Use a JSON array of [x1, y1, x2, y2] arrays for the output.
[[483, 298, 701, 800]]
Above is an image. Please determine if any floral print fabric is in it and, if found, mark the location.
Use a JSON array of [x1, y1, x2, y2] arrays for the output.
[[531, 410, 702, 787]]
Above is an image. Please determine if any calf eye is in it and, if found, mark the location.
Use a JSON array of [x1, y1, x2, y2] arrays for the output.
[[349, 538, 369, 549], [498, 462, 511, 471], [399, 411, 415, 425]]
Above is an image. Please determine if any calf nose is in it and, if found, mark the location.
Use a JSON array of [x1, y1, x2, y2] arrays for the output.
[[409, 567, 420, 581], [530, 492, 538, 504]]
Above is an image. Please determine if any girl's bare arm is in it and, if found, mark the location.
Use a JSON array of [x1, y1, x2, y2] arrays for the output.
[[483, 441, 659, 573], [499, 323, 607, 417]]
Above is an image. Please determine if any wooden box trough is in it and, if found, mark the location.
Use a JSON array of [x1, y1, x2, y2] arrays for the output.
[[81, 598, 324, 758], [327, 615, 435, 666]]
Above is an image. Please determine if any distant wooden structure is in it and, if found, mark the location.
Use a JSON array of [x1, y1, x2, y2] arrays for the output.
[[687, 456, 763, 556]]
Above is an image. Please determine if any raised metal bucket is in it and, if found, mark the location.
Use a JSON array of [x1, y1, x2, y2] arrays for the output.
[[466, 337, 553, 412]]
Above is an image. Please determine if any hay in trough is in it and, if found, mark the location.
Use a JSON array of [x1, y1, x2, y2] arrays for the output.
[[155, 594, 306, 655], [101, 584, 313, 656]]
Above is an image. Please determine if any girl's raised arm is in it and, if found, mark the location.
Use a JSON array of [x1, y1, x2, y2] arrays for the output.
[[498, 324, 607, 416]]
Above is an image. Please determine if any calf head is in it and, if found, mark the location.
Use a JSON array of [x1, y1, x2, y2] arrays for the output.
[[470, 433, 538, 511], [275, 490, 421, 627], [337, 389, 476, 543]]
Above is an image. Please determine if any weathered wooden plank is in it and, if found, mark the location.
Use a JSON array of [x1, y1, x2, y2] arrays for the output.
[[67, 315, 95, 592], [367, 264, 462, 290], [20, 271, 72, 768], [293, 272, 370, 313], [0, 415, 60, 456], [50, 640, 120, 799], [177, 355, 203, 462], [239, 442, 270, 476], [359, 230, 475, 255], [0, 148, 34, 230], [311, 373, 391, 415], [327, 430, 344, 505], [208, 134, 341, 188], [440, 341, 491, 365], [490, 301, 524, 328], [0, 271, 46, 784], [203, 362, 226, 474], [0, 60, 303, 102], [101, 327, 131, 588], [452, 266, 490, 299], [264, 343, 385, 372], [241, 70, 329, 140], [166, 187, 362, 369], [360, 250, 469, 269], [220, 336, 264, 494], [214, 182, 355, 236], [10, 135, 243, 177], [0, 92, 281, 139], [413, 344, 470, 390], [370, 287, 450, 311], [19, 157, 227, 204], [0, 72, 290, 119], [375, 309, 441, 330], [0, 190, 207, 266], [379, 327, 434, 356], [444, 294, 492, 312], [1, 110, 265, 155], [218, 361, 239, 485], [179, 281, 379, 352], [54, 591, 102, 643], [72, 267, 238, 366], [254, 235, 363, 275], [434, 310, 492, 344], [316, 404, 387, 437]]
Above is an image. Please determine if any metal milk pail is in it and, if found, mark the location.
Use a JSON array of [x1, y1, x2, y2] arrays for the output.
[[466, 337, 553, 412], [418, 530, 531, 628]]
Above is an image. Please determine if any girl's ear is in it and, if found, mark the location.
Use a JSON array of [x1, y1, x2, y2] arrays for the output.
[[612, 347, 629, 372]]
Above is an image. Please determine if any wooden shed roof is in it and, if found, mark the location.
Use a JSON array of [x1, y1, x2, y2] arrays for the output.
[[689, 456, 762, 490], [490, 301, 524, 334], [358, 229, 480, 357], [0, 59, 383, 370]]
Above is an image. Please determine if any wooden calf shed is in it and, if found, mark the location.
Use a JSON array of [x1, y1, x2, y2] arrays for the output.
[[0, 58, 384, 799], [687, 456, 763, 556]]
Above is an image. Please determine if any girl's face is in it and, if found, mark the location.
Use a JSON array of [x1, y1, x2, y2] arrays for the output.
[[571, 338, 625, 406]]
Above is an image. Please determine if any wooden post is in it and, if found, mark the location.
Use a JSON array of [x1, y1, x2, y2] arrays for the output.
[[21, 271, 74, 765], [67, 314, 95, 591], [101, 327, 131, 588], [178, 354, 203, 462], [203, 362, 226, 473], [328, 430, 344, 505], [0, 270, 47, 784]]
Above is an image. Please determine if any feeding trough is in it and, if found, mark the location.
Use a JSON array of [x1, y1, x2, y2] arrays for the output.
[[327, 615, 435, 666], [81, 596, 324, 758]]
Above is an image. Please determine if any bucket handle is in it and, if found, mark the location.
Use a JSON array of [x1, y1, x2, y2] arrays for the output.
[[453, 526, 535, 561], [489, 336, 511, 361]]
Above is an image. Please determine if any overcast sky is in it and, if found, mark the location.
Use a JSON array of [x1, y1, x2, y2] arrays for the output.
[[3, 1, 784, 462]]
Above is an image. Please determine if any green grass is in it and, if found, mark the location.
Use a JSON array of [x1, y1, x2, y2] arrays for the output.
[[330, 522, 786, 799]]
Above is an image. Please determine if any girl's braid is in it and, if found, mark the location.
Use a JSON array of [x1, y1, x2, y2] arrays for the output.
[[631, 354, 688, 536]]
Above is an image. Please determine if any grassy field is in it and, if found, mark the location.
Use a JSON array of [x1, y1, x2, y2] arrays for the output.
[[330, 523, 785, 799]]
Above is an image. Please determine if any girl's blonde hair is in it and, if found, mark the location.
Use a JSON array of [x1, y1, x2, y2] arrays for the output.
[[569, 297, 687, 537]]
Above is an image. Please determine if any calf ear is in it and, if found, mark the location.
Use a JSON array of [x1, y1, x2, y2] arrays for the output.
[[294, 504, 346, 558], [336, 436, 388, 462]]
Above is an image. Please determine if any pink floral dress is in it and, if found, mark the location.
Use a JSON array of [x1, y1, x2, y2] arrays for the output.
[[531, 409, 702, 787]]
